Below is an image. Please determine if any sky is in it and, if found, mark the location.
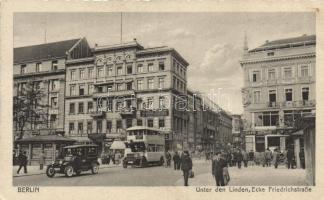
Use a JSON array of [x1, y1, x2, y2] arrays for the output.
[[13, 12, 315, 114]]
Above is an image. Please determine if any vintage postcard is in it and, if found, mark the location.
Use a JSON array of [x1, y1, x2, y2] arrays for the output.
[[0, 0, 323, 200]]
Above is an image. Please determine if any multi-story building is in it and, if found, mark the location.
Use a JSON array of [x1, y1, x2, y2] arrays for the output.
[[13, 38, 92, 164], [232, 114, 244, 149], [240, 34, 316, 158], [64, 39, 189, 152]]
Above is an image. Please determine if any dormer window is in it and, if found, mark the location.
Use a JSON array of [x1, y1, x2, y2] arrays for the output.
[[21, 64, 27, 74], [52, 60, 58, 71], [267, 52, 274, 56]]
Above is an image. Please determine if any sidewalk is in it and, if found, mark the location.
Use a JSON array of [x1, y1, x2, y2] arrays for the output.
[[174, 165, 308, 186], [13, 164, 121, 178]]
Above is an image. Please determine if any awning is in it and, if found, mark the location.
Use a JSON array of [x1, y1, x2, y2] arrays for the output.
[[69, 136, 92, 143], [110, 141, 126, 150], [15, 135, 76, 143]]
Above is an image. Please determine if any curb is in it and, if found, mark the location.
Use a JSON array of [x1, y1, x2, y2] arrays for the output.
[[13, 164, 121, 178]]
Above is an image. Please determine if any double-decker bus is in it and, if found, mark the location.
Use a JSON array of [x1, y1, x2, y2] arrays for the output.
[[123, 126, 165, 168]]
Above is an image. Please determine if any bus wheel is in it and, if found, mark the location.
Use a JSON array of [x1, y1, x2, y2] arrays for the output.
[[140, 157, 147, 168], [159, 157, 164, 166]]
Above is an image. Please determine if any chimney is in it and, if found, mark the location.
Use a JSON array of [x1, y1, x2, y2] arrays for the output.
[[265, 40, 269, 44], [133, 38, 137, 42]]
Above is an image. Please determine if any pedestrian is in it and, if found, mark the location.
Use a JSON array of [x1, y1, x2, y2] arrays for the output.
[[181, 150, 193, 186], [287, 148, 294, 169], [212, 152, 227, 186], [248, 150, 255, 166], [260, 151, 266, 167], [299, 149, 305, 169], [272, 148, 279, 169], [236, 150, 243, 169], [17, 151, 28, 174], [242, 150, 248, 168], [265, 148, 272, 167], [231, 152, 236, 167], [166, 151, 172, 167], [39, 150, 45, 170], [173, 151, 181, 170]]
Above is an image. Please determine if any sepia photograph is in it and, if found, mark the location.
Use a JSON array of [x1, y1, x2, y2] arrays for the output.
[[11, 11, 316, 187]]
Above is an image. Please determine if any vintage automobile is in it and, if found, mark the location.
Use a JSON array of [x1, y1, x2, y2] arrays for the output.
[[46, 144, 100, 178]]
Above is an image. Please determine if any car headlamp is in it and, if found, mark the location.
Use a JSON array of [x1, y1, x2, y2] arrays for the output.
[[51, 161, 55, 165], [59, 160, 63, 165]]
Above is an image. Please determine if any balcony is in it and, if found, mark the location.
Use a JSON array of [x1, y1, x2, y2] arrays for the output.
[[119, 107, 136, 117], [89, 110, 105, 118], [267, 101, 280, 108], [48, 108, 59, 115], [92, 90, 135, 99]]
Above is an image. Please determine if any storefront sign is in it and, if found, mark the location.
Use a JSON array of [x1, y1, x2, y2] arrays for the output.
[[140, 109, 169, 117]]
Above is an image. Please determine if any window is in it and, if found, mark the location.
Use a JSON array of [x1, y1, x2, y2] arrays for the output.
[[159, 61, 165, 71], [127, 65, 133, 74], [49, 114, 57, 128], [267, 52, 274, 56], [21, 65, 26, 74], [80, 69, 85, 79], [126, 119, 133, 128], [148, 119, 154, 127], [87, 121, 92, 134], [159, 118, 165, 128], [147, 97, 153, 109], [137, 98, 143, 110], [137, 79, 143, 90], [148, 78, 154, 89], [51, 97, 58, 108], [126, 82, 133, 90], [69, 103, 75, 114], [268, 69, 276, 80], [88, 84, 94, 94], [78, 122, 83, 134], [252, 70, 261, 82], [137, 119, 143, 126], [70, 85, 76, 96], [137, 64, 143, 73], [71, 70, 76, 80], [51, 80, 59, 90], [89, 68, 94, 78], [78, 102, 84, 114], [301, 66, 309, 77], [302, 87, 309, 101], [97, 120, 102, 133], [158, 77, 165, 89], [106, 65, 113, 76], [117, 66, 123, 75], [269, 90, 276, 103], [159, 96, 165, 109], [283, 67, 292, 78], [253, 91, 261, 103], [69, 122, 75, 134], [79, 85, 85, 96], [285, 89, 293, 101], [116, 101, 123, 111], [106, 121, 112, 133], [254, 112, 279, 127], [98, 67, 104, 78], [97, 86, 103, 93], [117, 120, 123, 132], [173, 77, 177, 88], [148, 63, 154, 72], [52, 60, 58, 70], [117, 83, 123, 91], [36, 63, 41, 72], [88, 101, 93, 112]]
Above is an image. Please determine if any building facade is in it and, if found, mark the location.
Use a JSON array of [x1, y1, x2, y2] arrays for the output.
[[13, 38, 92, 164], [240, 34, 316, 157]]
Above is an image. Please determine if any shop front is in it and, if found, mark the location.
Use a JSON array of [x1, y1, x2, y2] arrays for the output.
[[15, 135, 76, 165]]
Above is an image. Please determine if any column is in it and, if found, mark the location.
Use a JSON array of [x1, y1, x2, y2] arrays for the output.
[[294, 138, 300, 168], [264, 135, 268, 150], [28, 144, 32, 166], [280, 137, 286, 151]]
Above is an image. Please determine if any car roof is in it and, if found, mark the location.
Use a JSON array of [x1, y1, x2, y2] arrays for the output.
[[63, 144, 98, 149]]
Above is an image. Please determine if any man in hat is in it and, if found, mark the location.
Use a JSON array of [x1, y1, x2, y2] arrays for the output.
[[180, 150, 193, 186], [212, 151, 227, 186]]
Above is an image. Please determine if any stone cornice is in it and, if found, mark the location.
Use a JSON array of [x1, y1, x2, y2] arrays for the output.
[[240, 53, 315, 65]]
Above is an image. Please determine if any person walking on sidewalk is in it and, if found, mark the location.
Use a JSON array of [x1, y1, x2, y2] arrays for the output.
[[39, 150, 45, 170], [265, 148, 272, 167], [248, 150, 255, 166], [242, 150, 248, 168], [236, 150, 243, 169], [272, 148, 279, 169], [212, 152, 227, 186], [173, 151, 181, 170], [17, 151, 28, 174], [287, 148, 294, 169], [181, 151, 193, 186], [165, 151, 172, 168]]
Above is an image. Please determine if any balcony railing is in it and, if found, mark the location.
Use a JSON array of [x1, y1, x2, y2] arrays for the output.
[[89, 110, 105, 118], [247, 100, 316, 111], [93, 90, 135, 98]]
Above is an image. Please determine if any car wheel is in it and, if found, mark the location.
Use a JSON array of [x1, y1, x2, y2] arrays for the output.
[[91, 163, 99, 174], [140, 157, 147, 168], [64, 166, 74, 177], [46, 166, 56, 178]]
